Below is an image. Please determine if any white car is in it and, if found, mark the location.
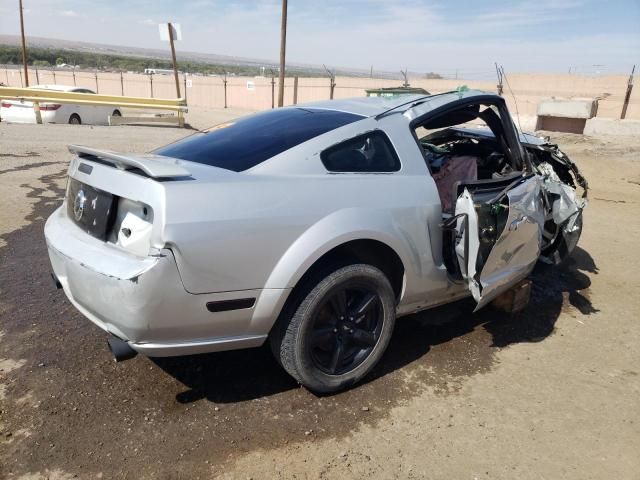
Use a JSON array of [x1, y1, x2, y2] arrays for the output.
[[0, 84, 121, 125]]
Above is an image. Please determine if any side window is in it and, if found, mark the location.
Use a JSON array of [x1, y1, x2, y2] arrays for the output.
[[321, 131, 400, 173]]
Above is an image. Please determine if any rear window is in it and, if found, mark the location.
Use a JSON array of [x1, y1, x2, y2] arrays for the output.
[[154, 108, 364, 172]]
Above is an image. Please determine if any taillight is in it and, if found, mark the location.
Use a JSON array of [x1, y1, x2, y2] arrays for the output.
[[1, 102, 12, 108], [40, 104, 62, 111]]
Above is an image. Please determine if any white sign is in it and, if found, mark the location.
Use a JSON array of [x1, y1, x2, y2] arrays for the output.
[[186, 79, 193, 88], [246, 81, 255, 91], [159, 23, 182, 41]]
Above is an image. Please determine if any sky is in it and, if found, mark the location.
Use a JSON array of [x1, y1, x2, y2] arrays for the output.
[[1, 0, 639, 77]]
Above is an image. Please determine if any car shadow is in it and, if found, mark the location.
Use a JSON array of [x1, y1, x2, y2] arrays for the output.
[[154, 246, 597, 403]]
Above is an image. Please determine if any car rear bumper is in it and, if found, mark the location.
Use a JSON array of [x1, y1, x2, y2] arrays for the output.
[[0, 105, 59, 123], [45, 206, 288, 356]]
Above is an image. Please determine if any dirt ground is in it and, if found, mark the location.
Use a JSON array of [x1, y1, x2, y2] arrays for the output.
[[0, 108, 639, 480]]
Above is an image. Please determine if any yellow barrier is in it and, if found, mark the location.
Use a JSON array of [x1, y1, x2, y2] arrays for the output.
[[0, 86, 187, 111]]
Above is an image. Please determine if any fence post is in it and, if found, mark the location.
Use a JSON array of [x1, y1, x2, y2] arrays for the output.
[[271, 75, 275, 108], [120, 71, 124, 96], [150, 73, 154, 98], [35, 68, 39, 84], [621, 65, 635, 120], [94, 71, 99, 93], [293, 76, 298, 105], [495, 62, 503, 96], [19, 70, 23, 87], [72, 70, 76, 86], [183, 75, 187, 103], [223, 75, 228, 109], [323, 65, 335, 100], [52, 69, 56, 84]]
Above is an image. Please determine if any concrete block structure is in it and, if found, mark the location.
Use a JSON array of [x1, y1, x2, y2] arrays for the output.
[[536, 97, 598, 133]]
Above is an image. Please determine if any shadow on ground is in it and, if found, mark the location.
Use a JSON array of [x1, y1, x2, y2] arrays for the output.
[[156, 245, 598, 403], [0, 165, 598, 479]]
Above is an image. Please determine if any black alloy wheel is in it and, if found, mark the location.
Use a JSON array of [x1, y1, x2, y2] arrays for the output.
[[308, 283, 383, 375]]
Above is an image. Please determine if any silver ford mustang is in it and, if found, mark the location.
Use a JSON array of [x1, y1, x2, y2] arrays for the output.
[[45, 90, 587, 392]]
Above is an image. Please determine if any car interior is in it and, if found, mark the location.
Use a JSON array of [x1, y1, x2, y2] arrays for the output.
[[413, 102, 523, 214], [413, 101, 528, 279]]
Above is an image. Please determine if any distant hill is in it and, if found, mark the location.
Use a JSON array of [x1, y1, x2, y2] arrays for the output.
[[0, 35, 406, 79]]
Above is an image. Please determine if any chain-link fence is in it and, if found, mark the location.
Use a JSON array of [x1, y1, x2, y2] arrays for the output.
[[2, 66, 638, 120]]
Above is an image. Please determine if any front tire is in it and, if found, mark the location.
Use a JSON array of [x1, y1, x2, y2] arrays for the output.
[[271, 264, 396, 393], [68, 114, 81, 125], [539, 211, 583, 265]]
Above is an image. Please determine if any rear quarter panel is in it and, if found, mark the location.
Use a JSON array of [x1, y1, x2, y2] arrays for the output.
[[164, 116, 452, 307]]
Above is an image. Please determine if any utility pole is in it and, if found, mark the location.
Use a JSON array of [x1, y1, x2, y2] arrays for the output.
[[168, 22, 181, 98], [621, 65, 635, 119], [277, 0, 287, 107], [19, 0, 29, 87]]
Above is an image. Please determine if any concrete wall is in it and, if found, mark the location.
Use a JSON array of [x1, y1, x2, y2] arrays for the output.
[[3, 67, 638, 121]]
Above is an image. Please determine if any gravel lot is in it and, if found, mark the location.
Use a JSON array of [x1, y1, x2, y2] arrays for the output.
[[0, 109, 639, 480]]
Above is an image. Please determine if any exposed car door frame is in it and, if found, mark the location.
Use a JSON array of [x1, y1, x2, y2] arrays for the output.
[[408, 94, 530, 174], [408, 95, 542, 309]]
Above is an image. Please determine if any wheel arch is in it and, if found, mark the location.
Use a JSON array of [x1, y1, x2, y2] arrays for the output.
[[295, 238, 405, 300], [266, 236, 406, 348]]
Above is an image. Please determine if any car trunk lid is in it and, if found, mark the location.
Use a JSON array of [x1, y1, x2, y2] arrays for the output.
[[69, 144, 191, 179]]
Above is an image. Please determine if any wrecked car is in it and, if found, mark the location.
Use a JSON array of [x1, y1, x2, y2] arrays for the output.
[[45, 90, 587, 393]]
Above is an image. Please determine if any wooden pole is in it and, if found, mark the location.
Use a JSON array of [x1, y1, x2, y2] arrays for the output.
[[621, 65, 635, 120], [277, 0, 287, 107], [19, 0, 29, 87], [52, 69, 56, 83], [150, 73, 154, 98], [35, 67, 39, 84], [72, 70, 76, 86], [293, 76, 298, 105], [94, 71, 98, 93], [120, 71, 124, 95], [168, 23, 181, 98]]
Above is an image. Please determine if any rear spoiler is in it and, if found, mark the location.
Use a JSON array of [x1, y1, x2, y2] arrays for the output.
[[68, 144, 191, 178]]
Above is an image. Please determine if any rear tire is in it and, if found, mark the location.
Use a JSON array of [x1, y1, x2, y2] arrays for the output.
[[112, 110, 122, 117], [68, 114, 81, 125], [271, 264, 396, 393]]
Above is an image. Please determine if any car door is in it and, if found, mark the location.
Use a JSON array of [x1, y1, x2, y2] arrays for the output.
[[73, 89, 100, 124], [452, 174, 543, 310]]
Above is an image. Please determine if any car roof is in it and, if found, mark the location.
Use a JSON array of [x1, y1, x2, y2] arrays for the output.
[[29, 84, 78, 92], [293, 89, 498, 118]]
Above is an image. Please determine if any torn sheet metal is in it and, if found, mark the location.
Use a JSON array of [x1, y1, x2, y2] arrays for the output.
[[453, 177, 543, 310], [537, 162, 587, 233], [472, 176, 544, 310]]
